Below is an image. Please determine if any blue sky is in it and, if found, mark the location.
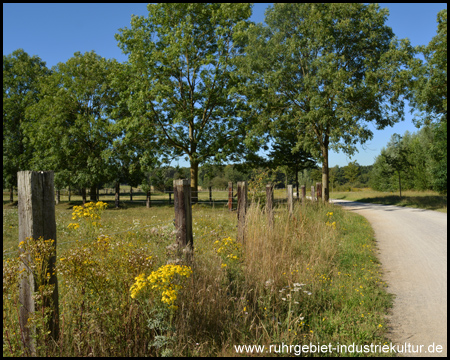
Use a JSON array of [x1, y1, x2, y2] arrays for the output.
[[3, 3, 447, 168]]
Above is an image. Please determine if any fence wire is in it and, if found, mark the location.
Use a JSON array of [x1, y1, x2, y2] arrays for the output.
[[3, 189, 309, 259]]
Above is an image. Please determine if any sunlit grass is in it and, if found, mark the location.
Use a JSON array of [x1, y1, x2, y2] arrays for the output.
[[3, 200, 394, 356], [330, 188, 447, 212]]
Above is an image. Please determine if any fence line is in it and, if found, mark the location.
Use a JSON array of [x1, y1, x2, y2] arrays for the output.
[[5, 182, 321, 259]]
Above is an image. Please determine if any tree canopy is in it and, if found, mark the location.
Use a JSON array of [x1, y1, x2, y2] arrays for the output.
[[408, 9, 447, 193], [25, 51, 119, 197], [239, 3, 415, 201], [3, 49, 50, 196], [115, 3, 258, 198]]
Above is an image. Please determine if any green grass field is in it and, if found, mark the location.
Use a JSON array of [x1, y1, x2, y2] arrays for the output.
[[3, 197, 395, 356], [330, 188, 447, 213]]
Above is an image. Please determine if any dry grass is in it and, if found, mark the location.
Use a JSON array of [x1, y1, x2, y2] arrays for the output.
[[331, 188, 447, 213], [3, 200, 394, 356]]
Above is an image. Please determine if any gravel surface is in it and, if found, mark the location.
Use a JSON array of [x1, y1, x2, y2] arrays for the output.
[[331, 200, 447, 357]]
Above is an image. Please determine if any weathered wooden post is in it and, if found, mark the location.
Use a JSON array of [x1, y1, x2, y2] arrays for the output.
[[287, 184, 294, 217], [209, 186, 212, 204], [237, 181, 248, 244], [81, 187, 87, 204], [311, 185, 315, 202], [316, 182, 322, 202], [228, 182, 233, 211], [146, 190, 151, 208], [301, 185, 306, 206], [90, 186, 96, 202], [115, 182, 120, 208], [18, 171, 59, 355], [266, 183, 274, 229], [173, 179, 193, 259], [55, 188, 60, 205]]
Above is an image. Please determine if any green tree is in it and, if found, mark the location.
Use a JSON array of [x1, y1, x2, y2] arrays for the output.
[[3, 49, 50, 201], [344, 161, 360, 188], [115, 3, 257, 202], [267, 126, 316, 194], [26, 51, 118, 202], [377, 134, 412, 197], [409, 9, 447, 194], [240, 3, 414, 201]]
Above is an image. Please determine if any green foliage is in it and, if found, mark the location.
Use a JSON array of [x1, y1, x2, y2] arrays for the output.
[[369, 130, 445, 194], [409, 9, 447, 127], [3, 49, 50, 191], [25, 51, 119, 191], [344, 161, 360, 185], [115, 3, 258, 192], [267, 125, 317, 188], [406, 9, 447, 194], [239, 3, 415, 200]]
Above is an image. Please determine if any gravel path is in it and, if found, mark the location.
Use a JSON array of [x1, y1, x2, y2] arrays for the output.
[[331, 200, 447, 357]]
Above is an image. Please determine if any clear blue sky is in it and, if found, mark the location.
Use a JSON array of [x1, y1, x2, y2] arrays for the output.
[[3, 3, 446, 168]]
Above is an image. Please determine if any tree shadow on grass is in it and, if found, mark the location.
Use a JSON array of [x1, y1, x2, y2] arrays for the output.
[[356, 195, 447, 211]]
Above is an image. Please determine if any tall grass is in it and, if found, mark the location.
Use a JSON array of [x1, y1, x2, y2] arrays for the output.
[[3, 201, 393, 356], [331, 188, 447, 212]]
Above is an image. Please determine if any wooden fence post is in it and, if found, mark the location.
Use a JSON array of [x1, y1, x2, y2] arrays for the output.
[[146, 190, 151, 208], [18, 171, 59, 355], [173, 180, 193, 257], [311, 185, 315, 202], [287, 184, 294, 217], [115, 182, 120, 208], [209, 186, 212, 204], [237, 181, 248, 244], [228, 182, 233, 211], [55, 188, 60, 205], [266, 184, 274, 229], [316, 182, 322, 202], [82, 187, 86, 204], [301, 185, 306, 206]]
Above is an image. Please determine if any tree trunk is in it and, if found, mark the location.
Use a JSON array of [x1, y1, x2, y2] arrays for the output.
[[115, 182, 120, 208], [56, 189, 60, 205], [190, 161, 199, 204], [90, 185, 96, 202], [322, 143, 330, 202], [398, 171, 402, 197], [130, 186, 133, 201], [146, 190, 151, 208], [68, 185, 71, 202], [10, 186, 14, 203], [81, 188, 86, 205]]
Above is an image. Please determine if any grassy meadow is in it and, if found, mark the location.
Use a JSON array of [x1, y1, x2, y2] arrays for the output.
[[330, 188, 447, 213], [3, 195, 395, 356]]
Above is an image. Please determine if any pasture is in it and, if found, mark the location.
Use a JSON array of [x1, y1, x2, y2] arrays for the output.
[[3, 197, 394, 356], [330, 189, 447, 213]]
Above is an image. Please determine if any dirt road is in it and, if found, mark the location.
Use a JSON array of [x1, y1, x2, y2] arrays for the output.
[[331, 200, 447, 357]]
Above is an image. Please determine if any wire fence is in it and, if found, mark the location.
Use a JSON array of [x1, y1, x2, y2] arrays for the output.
[[3, 187, 308, 258], [4, 188, 298, 204]]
